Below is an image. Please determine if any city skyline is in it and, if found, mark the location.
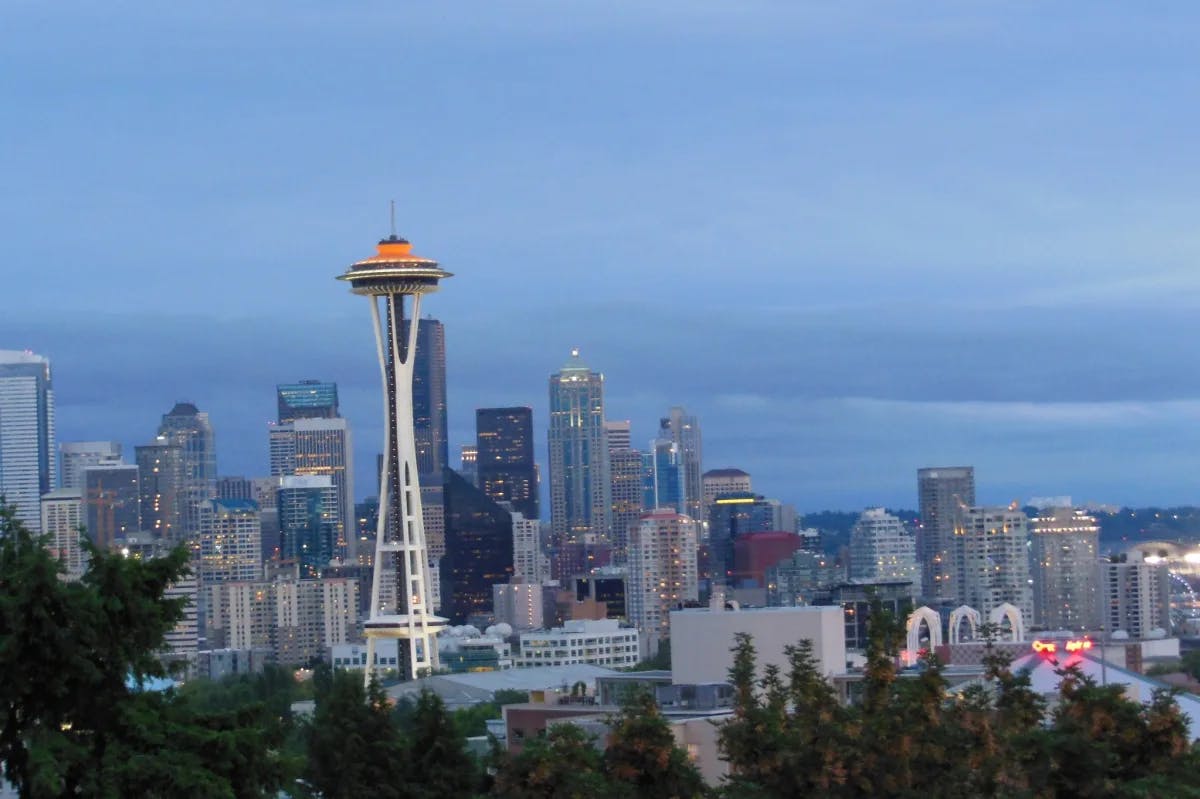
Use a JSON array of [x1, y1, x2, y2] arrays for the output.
[[5, 4, 1200, 510]]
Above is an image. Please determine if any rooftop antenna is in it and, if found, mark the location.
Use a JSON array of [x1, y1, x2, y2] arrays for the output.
[[389, 199, 397, 239]]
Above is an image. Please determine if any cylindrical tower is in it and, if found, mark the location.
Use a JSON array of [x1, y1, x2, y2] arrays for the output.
[[338, 233, 453, 683]]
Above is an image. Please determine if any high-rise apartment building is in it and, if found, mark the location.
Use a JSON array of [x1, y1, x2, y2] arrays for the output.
[[1099, 557, 1171, 639], [83, 462, 140, 550], [136, 437, 184, 543], [953, 506, 1033, 626], [278, 475, 338, 578], [848, 508, 921, 595], [217, 476, 254, 501], [627, 509, 699, 653], [547, 350, 610, 543], [917, 466, 975, 602], [441, 468, 514, 624], [477, 406, 539, 520], [59, 441, 120, 491], [492, 581, 544, 631], [1030, 507, 1100, 631], [41, 488, 86, 579], [608, 447, 644, 565], [218, 570, 357, 666], [276, 379, 339, 423], [512, 511, 548, 583], [197, 499, 262, 586], [660, 407, 702, 522], [157, 402, 216, 539], [0, 350, 56, 532]]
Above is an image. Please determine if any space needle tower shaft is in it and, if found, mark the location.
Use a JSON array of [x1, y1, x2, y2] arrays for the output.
[[337, 231, 452, 684]]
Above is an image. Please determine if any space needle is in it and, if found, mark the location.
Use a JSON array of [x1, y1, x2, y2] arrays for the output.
[[338, 226, 451, 683]]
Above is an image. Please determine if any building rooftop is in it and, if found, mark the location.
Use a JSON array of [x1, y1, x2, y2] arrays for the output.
[[703, 468, 750, 478], [387, 663, 617, 707]]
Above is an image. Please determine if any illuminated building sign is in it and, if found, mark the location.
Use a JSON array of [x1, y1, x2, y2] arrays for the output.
[[1031, 638, 1093, 656]]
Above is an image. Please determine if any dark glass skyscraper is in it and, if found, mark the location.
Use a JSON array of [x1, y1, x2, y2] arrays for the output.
[[441, 468, 514, 624], [277, 380, 339, 423], [135, 436, 183, 543], [476, 406, 538, 519], [402, 318, 448, 478], [84, 462, 140, 549], [278, 475, 338, 579]]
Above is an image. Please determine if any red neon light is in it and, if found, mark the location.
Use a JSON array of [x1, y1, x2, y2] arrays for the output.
[[1032, 638, 1092, 657]]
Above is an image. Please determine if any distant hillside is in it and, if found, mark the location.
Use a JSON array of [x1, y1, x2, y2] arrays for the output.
[[797, 506, 1200, 556], [1091, 506, 1200, 550]]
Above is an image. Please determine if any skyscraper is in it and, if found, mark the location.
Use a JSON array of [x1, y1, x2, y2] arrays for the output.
[[917, 466, 975, 602], [270, 417, 355, 563], [627, 509, 699, 654], [1030, 507, 1100, 631], [41, 488, 86, 579], [59, 441, 121, 491], [702, 468, 752, 509], [954, 506, 1033, 626], [441, 468, 515, 624], [83, 461, 140, 550], [1099, 556, 1171, 638], [548, 349, 610, 544], [848, 508, 921, 595], [0, 350, 56, 532], [643, 437, 684, 513], [277, 379, 339, 423], [158, 402, 216, 539], [403, 318, 448, 478], [136, 436, 184, 542], [603, 420, 632, 452], [197, 498, 263, 586], [337, 230, 449, 681], [660, 407, 702, 522], [278, 474, 338, 579], [608, 447, 644, 566], [476, 406, 539, 519]]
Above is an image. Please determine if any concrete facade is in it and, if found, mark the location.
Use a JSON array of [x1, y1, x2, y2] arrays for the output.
[[669, 605, 846, 684]]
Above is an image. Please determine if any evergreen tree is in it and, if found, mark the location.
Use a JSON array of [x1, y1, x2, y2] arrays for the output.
[[406, 690, 479, 799], [491, 723, 609, 799], [602, 688, 706, 799], [305, 671, 405, 799], [0, 499, 286, 798]]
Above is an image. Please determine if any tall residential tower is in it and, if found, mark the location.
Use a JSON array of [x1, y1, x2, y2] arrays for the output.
[[917, 466, 975, 602]]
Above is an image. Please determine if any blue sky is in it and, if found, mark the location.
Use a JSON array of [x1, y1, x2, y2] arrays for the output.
[[4, 2, 1200, 511]]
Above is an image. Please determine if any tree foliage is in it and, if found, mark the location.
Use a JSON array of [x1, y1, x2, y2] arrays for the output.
[[0, 499, 287, 798], [717, 604, 1200, 799]]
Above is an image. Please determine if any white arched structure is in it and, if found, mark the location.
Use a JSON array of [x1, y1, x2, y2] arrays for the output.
[[905, 606, 943, 663], [988, 603, 1025, 642], [948, 605, 981, 644]]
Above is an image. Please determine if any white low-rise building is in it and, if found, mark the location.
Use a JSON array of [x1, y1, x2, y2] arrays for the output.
[[670, 604, 846, 684], [517, 619, 640, 669]]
